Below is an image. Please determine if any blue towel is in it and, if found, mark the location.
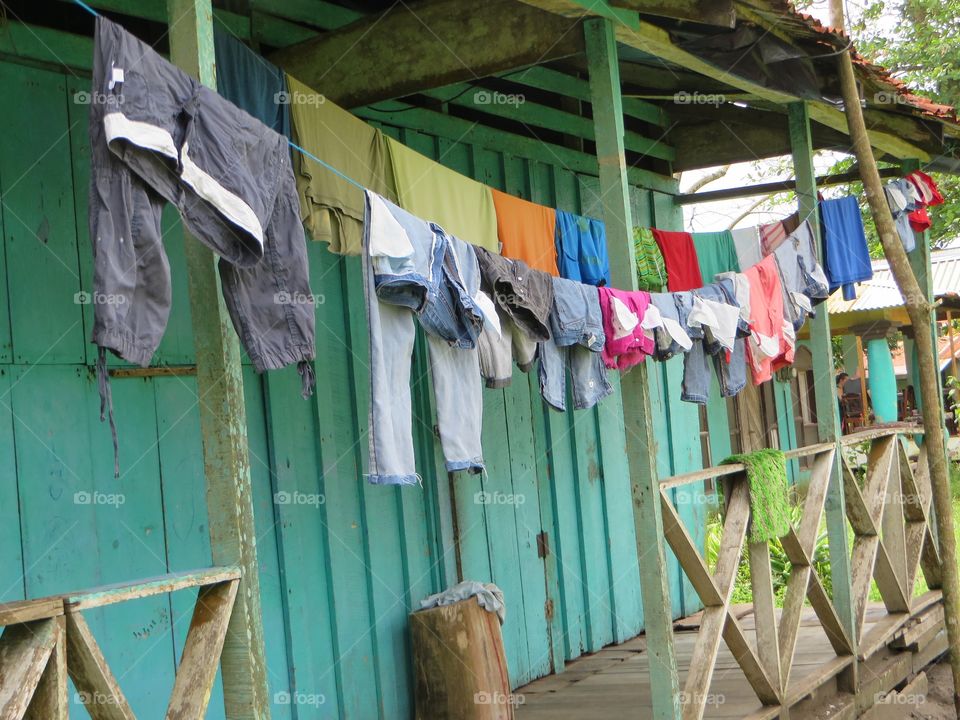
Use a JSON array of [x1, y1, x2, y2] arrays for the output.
[[820, 196, 872, 300], [555, 210, 611, 286], [214, 26, 290, 137]]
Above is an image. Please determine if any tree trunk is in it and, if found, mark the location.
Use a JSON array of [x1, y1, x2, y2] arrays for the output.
[[411, 598, 514, 720], [836, 49, 960, 714]]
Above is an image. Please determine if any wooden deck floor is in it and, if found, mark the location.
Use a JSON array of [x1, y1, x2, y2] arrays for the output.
[[515, 604, 915, 719]]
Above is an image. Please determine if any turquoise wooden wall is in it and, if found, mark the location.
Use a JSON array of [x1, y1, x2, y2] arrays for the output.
[[0, 56, 709, 719]]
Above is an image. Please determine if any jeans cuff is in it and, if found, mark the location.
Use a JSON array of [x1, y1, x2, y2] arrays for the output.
[[365, 473, 420, 486], [447, 458, 484, 474]]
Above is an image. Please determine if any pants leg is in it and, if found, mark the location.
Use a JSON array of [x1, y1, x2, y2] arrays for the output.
[[569, 347, 612, 410], [682, 340, 712, 404], [364, 249, 418, 485], [714, 338, 747, 398], [538, 337, 567, 412], [427, 336, 484, 473]]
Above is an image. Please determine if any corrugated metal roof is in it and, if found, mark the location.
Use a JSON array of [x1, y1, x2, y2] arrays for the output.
[[826, 247, 960, 314]]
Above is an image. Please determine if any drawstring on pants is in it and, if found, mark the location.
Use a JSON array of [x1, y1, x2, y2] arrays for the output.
[[297, 360, 316, 399], [96, 346, 120, 478]]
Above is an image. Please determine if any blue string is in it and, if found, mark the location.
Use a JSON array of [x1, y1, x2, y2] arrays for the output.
[[72, 0, 370, 194], [288, 141, 366, 192], [75, 0, 100, 16]]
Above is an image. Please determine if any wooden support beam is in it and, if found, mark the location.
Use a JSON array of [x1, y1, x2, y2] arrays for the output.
[[270, 0, 585, 109], [608, 0, 736, 28], [420, 83, 674, 161], [65, 567, 241, 611], [677, 167, 901, 205], [515, 0, 937, 161], [584, 17, 681, 719], [24, 617, 67, 720], [166, 580, 240, 720], [0, 620, 59, 718], [166, 1, 271, 718], [65, 612, 136, 720], [788, 101, 858, 658]]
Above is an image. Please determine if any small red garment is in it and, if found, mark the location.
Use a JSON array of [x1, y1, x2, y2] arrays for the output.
[[651, 229, 703, 292], [909, 207, 931, 233], [907, 170, 944, 207]]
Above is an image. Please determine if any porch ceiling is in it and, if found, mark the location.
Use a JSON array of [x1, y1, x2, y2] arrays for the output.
[[12, 0, 960, 179]]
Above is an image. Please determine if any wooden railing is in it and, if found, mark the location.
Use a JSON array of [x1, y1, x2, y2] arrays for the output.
[[660, 425, 944, 720], [0, 567, 240, 719]]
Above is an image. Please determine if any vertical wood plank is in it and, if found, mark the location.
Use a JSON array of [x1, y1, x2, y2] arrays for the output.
[[166, 3, 270, 716], [0, 367, 23, 602], [25, 616, 68, 720], [788, 101, 856, 650], [585, 17, 681, 719]]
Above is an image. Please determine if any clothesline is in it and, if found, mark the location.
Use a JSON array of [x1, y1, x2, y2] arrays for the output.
[[73, 0, 368, 194]]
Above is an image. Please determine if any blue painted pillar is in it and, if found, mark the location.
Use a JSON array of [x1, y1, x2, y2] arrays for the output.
[[855, 321, 899, 423]]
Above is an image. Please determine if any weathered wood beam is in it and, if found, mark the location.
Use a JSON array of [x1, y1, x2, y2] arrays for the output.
[[65, 612, 136, 720], [420, 83, 674, 161], [515, 0, 936, 161], [166, 1, 271, 718], [270, 0, 584, 108], [609, 0, 735, 28], [584, 17, 681, 720], [677, 166, 901, 204], [788, 101, 858, 661], [0, 620, 59, 718]]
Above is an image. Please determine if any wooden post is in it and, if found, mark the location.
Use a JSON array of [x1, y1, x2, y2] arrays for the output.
[[857, 336, 869, 427], [836, 42, 960, 711], [166, 1, 271, 717], [584, 18, 681, 720], [787, 102, 857, 653]]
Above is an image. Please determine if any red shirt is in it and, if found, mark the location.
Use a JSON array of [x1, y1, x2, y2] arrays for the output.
[[651, 229, 703, 292]]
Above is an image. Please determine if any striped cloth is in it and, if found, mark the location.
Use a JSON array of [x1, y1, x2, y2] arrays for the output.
[[633, 227, 667, 291]]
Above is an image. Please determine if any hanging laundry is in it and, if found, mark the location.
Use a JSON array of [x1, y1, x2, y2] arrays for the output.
[[820, 195, 872, 301], [732, 226, 763, 269], [286, 75, 396, 255], [790, 220, 830, 305], [491, 189, 559, 275], [884, 179, 917, 252], [475, 247, 554, 341], [648, 293, 694, 362], [477, 310, 539, 388], [906, 170, 944, 206], [214, 26, 289, 136], [651, 229, 704, 292], [691, 230, 740, 282], [742, 256, 793, 384], [538, 278, 611, 412], [633, 227, 667, 291], [759, 219, 789, 256], [387, 137, 500, 253], [363, 191, 485, 484], [88, 17, 316, 473], [597, 287, 655, 370], [555, 210, 611, 286], [721, 449, 791, 543], [681, 280, 748, 404]]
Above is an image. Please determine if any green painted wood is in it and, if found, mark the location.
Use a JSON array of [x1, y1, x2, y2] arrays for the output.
[[166, 4, 271, 717], [422, 85, 675, 162], [594, 372, 645, 641], [650, 188, 709, 618], [0, 22, 92, 72], [0, 368, 23, 601], [772, 376, 801, 482], [584, 18, 681, 719], [0, 63, 85, 364], [264, 366, 341, 720], [504, 65, 666, 126], [503, 378, 553, 682], [703, 377, 732, 468], [354, 104, 678, 194], [249, 0, 363, 30], [9, 365, 180, 717], [788, 100, 856, 648]]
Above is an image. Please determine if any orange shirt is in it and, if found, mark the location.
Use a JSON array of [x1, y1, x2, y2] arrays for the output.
[[491, 189, 559, 276]]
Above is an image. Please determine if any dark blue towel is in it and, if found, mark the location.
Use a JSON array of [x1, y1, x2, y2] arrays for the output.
[[214, 26, 290, 138], [555, 209, 611, 286], [820, 196, 872, 300]]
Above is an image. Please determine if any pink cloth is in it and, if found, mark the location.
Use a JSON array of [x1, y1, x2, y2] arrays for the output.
[[598, 287, 655, 371], [742, 256, 793, 384]]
